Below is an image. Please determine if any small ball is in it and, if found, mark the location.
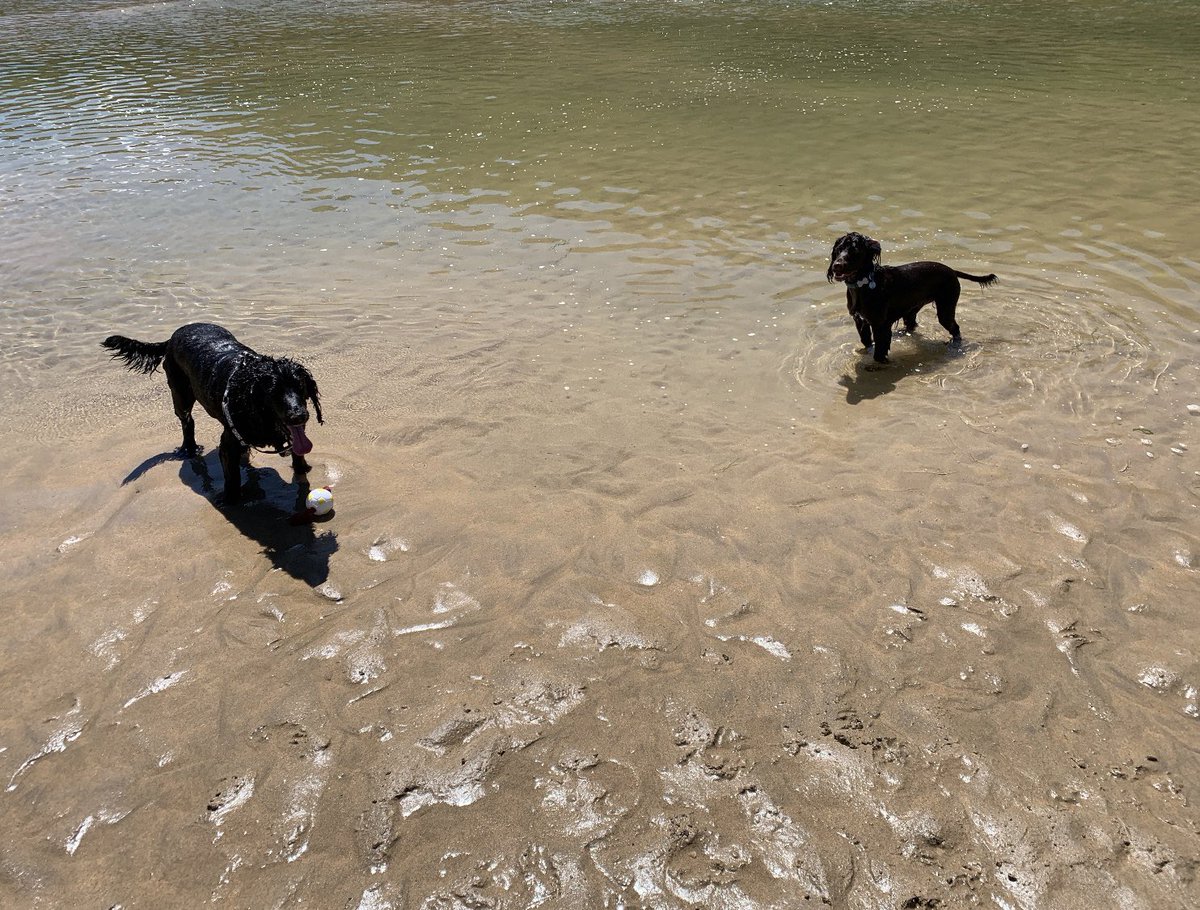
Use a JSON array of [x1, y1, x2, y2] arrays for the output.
[[306, 487, 334, 517]]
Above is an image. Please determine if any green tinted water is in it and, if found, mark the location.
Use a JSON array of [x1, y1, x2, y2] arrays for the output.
[[2, 4, 1199, 908], [2, 0, 1196, 357]]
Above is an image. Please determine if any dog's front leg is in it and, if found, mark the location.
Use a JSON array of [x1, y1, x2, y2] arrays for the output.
[[291, 452, 312, 475], [847, 292, 873, 351], [852, 312, 872, 350], [871, 321, 893, 363], [218, 428, 246, 503]]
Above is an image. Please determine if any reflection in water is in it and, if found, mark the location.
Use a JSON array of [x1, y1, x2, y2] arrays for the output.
[[2, 1, 1199, 908], [837, 335, 970, 404]]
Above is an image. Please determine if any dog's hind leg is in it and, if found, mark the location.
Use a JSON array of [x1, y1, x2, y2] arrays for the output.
[[164, 359, 198, 455], [218, 428, 245, 503], [934, 285, 962, 348]]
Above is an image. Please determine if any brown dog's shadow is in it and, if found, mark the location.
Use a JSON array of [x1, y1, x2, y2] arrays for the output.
[[175, 451, 337, 587], [838, 335, 973, 404]]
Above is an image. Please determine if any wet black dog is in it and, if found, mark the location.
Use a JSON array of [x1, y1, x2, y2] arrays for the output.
[[826, 232, 997, 363], [103, 323, 323, 503]]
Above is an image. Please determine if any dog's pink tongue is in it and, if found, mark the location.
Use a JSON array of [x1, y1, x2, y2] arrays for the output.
[[289, 424, 313, 456]]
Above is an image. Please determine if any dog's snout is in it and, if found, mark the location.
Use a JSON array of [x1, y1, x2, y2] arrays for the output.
[[285, 404, 309, 426], [280, 388, 310, 426]]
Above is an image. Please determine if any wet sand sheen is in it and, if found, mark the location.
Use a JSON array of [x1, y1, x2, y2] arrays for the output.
[[2, 1, 1200, 908], [5, 291, 1199, 907]]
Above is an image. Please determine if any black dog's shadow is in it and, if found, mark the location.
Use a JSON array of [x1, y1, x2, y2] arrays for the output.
[[184, 452, 337, 586], [122, 449, 336, 586], [838, 334, 971, 405], [123, 450, 184, 486]]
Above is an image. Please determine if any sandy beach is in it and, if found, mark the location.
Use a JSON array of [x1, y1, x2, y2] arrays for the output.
[[2, 1, 1199, 907]]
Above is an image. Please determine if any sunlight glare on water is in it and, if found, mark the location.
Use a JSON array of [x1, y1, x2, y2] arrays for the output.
[[2, 1, 1199, 908]]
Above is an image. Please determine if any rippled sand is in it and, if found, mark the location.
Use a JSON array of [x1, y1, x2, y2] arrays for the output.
[[3, 1, 1200, 908], [6, 256, 1199, 908]]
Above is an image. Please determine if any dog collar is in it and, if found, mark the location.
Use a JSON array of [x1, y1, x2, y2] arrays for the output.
[[221, 355, 250, 447], [852, 272, 877, 289], [220, 355, 293, 457]]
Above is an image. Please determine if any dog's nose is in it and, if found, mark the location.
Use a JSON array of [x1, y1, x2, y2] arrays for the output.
[[285, 407, 309, 426]]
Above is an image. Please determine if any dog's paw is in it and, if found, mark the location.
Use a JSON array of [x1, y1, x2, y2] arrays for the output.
[[215, 485, 247, 507]]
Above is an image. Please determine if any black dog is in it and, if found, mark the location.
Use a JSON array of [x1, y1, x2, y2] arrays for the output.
[[102, 323, 323, 503], [827, 232, 997, 363]]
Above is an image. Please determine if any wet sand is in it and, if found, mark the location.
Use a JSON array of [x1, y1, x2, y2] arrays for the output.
[[4, 259, 1198, 907], [3, 1, 1200, 907]]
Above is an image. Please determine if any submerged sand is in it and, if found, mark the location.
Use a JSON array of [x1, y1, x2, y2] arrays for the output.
[[3, 1, 1200, 906], [2, 252, 1198, 907]]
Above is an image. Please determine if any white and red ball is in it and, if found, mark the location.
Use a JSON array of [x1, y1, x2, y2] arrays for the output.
[[306, 487, 334, 517]]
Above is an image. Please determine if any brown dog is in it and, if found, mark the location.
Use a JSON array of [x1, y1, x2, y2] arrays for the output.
[[826, 232, 997, 363]]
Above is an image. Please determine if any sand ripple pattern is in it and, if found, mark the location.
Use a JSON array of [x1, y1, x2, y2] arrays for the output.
[[3, 1, 1200, 908]]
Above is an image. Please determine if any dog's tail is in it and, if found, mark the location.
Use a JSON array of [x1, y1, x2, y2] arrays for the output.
[[955, 271, 998, 288], [101, 335, 168, 374]]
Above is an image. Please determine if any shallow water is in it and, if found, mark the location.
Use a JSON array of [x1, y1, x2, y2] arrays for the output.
[[2, 1, 1199, 907]]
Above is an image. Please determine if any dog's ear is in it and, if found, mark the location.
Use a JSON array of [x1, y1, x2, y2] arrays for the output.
[[280, 359, 323, 424], [867, 237, 882, 266], [297, 363, 323, 425], [827, 234, 845, 282]]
